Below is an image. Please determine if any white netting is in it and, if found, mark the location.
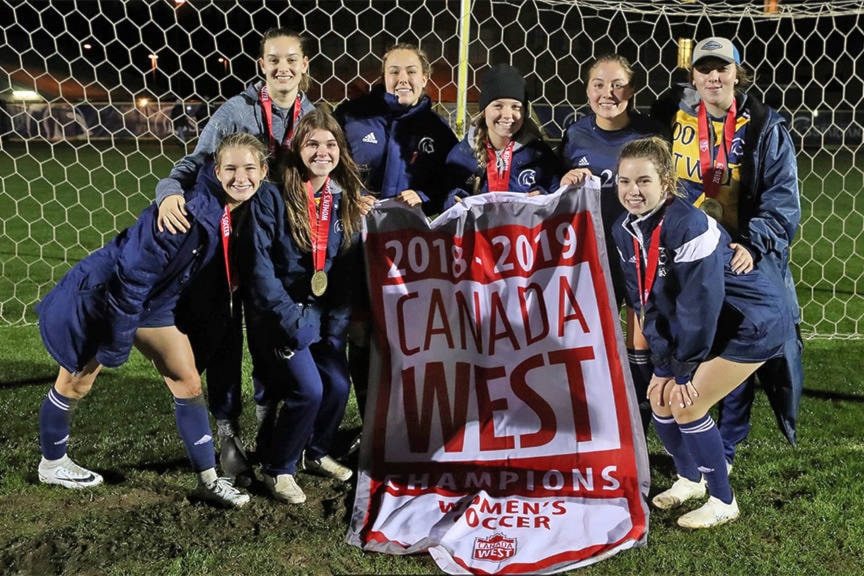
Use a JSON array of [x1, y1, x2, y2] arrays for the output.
[[0, 0, 861, 337]]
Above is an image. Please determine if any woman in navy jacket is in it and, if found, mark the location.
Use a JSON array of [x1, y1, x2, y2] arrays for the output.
[[243, 109, 366, 504], [443, 64, 561, 210], [334, 44, 457, 438], [559, 53, 661, 433], [612, 137, 793, 529], [650, 37, 803, 462], [35, 133, 272, 508], [334, 43, 457, 217]]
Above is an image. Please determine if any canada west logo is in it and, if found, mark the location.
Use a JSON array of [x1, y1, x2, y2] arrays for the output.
[[472, 532, 517, 561], [517, 169, 536, 188]]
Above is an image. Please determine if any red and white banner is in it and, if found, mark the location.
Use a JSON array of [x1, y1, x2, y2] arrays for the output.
[[347, 182, 650, 574]]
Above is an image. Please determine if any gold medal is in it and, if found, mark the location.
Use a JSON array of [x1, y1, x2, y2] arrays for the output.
[[311, 270, 328, 296], [700, 198, 724, 220]]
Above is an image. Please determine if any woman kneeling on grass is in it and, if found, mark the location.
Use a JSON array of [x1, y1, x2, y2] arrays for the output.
[[35, 133, 273, 509], [611, 136, 794, 528]]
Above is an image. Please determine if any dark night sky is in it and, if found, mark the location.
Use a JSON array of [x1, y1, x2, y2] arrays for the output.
[[1, 1, 861, 112]]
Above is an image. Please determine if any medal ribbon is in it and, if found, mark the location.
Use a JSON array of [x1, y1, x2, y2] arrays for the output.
[[220, 205, 237, 290], [305, 178, 332, 274], [220, 205, 238, 316], [485, 139, 515, 192], [632, 216, 665, 324], [697, 98, 737, 199], [260, 86, 302, 157]]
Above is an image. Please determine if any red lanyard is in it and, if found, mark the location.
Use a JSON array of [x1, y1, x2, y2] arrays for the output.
[[220, 205, 238, 315], [697, 98, 737, 199], [485, 139, 515, 192], [260, 86, 302, 157], [632, 216, 665, 325], [305, 178, 333, 273]]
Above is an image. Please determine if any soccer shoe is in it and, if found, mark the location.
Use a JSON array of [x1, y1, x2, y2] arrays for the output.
[[219, 435, 254, 487], [303, 455, 353, 482], [263, 473, 306, 504], [677, 496, 740, 529], [651, 475, 707, 510], [345, 432, 362, 457], [38, 455, 103, 489], [193, 476, 250, 509]]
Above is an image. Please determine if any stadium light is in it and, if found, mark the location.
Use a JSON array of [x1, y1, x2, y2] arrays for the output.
[[148, 54, 158, 79], [13, 90, 40, 100]]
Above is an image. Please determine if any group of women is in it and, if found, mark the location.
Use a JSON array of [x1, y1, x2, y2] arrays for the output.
[[34, 30, 802, 529]]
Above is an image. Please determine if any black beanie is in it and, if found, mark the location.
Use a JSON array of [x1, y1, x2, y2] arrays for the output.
[[479, 64, 526, 111]]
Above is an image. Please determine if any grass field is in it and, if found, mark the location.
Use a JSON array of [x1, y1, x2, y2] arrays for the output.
[[0, 139, 862, 574], [1, 326, 863, 575], [0, 140, 862, 335]]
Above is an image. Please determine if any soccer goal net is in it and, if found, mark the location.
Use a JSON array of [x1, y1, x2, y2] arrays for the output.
[[0, 0, 861, 338]]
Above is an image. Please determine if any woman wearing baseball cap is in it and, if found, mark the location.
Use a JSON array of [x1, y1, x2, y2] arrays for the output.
[[650, 36, 803, 526], [443, 63, 561, 209]]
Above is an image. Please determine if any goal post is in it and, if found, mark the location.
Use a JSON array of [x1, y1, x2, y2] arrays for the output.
[[0, 0, 861, 338]]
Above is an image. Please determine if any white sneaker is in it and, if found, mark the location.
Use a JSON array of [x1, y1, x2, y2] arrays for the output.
[[652, 475, 707, 510], [264, 473, 306, 504], [303, 455, 353, 482], [38, 455, 103, 489], [193, 476, 250, 509], [677, 496, 740, 529]]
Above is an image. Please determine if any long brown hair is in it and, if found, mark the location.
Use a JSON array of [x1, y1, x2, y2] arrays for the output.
[[281, 107, 365, 251]]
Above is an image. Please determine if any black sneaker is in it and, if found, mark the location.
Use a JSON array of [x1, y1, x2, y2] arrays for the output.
[[220, 436, 254, 487], [346, 432, 362, 457]]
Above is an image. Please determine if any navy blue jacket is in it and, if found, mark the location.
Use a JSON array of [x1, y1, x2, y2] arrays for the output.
[[334, 85, 457, 216], [612, 196, 793, 383], [560, 110, 659, 237], [443, 126, 562, 210], [651, 87, 801, 319], [37, 165, 258, 372], [243, 181, 362, 352]]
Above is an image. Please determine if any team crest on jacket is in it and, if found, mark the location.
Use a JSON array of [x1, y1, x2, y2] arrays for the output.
[[472, 532, 517, 561], [418, 136, 435, 154], [658, 246, 669, 277], [517, 169, 537, 188]]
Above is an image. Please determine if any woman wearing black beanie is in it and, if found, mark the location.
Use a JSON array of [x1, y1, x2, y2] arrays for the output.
[[443, 64, 561, 209]]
